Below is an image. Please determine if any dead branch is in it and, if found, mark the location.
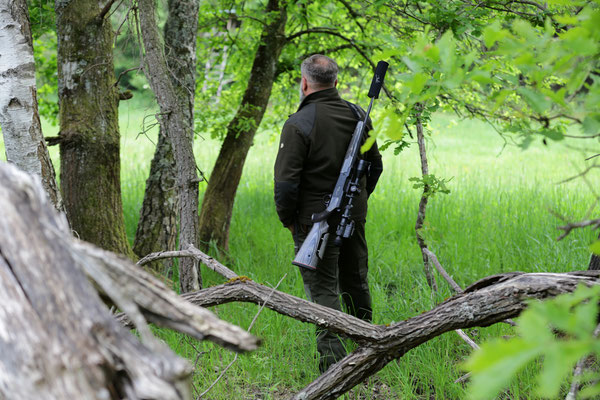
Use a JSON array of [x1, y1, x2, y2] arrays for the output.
[[138, 246, 238, 279], [557, 218, 600, 241], [76, 241, 258, 352], [291, 271, 600, 399], [0, 163, 258, 400], [423, 248, 463, 293], [130, 245, 600, 399]]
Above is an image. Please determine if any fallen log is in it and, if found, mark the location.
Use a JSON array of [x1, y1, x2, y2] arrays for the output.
[[133, 246, 600, 400], [0, 163, 258, 400]]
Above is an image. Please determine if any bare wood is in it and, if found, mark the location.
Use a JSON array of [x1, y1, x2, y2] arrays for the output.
[[0, 163, 260, 399], [423, 248, 463, 293], [455, 329, 480, 350], [0, 164, 190, 399], [138, 245, 238, 280], [455, 372, 471, 384], [76, 241, 259, 353], [557, 218, 600, 241]]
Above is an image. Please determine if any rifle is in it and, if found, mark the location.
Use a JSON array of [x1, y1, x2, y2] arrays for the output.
[[292, 61, 389, 270]]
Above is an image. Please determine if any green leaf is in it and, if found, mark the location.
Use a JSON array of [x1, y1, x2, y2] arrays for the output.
[[582, 115, 600, 135], [536, 341, 590, 397], [554, 14, 579, 25], [406, 72, 429, 94], [483, 20, 508, 48], [517, 87, 551, 114], [374, 107, 407, 141], [438, 30, 457, 75], [512, 20, 538, 43], [360, 135, 377, 153], [491, 90, 511, 112], [468, 70, 494, 85], [464, 339, 542, 400], [539, 127, 564, 141], [590, 240, 600, 255], [516, 304, 554, 342]]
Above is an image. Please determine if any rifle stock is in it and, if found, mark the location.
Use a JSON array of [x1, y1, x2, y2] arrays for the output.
[[292, 220, 329, 270]]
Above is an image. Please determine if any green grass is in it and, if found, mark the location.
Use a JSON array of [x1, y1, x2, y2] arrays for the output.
[[1, 101, 598, 399]]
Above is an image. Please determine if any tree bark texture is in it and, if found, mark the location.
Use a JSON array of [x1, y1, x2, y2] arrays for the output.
[[0, 0, 62, 210], [198, 0, 288, 251], [133, 0, 198, 273], [0, 163, 190, 399], [414, 105, 438, 290], [129, 247, 599, 400], [138, 0, 201, 292], [0, 162, 259, 400], [133, 109, 178, 273], [589, 231, 600, 270], [55, 0, 132, 257]]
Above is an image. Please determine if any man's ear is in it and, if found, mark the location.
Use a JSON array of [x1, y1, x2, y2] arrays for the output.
[[301, 76, 309, 93], [334, 79, 338, 87]]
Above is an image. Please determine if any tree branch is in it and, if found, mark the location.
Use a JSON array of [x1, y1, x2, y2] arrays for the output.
[[98, 0, 118, 20], [285, 27, 394, 99], [126, 245, 600, 399], [557, 218, 600, 241]]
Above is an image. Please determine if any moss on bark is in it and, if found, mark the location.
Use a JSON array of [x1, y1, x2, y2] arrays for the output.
[[56, 0, 133, 258]]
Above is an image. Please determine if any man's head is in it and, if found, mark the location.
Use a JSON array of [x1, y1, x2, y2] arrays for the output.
[[300, 54, 338, 100]]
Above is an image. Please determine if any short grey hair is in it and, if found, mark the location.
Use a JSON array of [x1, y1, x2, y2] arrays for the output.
[[301, 54, 338, 88]]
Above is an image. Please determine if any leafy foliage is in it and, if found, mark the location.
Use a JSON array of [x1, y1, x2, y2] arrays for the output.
[[373, 0, 600, 147], [409, 174, 452, 197], [465, 284, 600, 400]]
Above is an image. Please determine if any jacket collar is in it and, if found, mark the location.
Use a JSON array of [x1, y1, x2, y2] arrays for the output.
[[297, 87, 341, 111]]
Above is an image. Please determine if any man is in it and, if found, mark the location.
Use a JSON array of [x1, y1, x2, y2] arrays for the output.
[[273, 54, 383, 372]]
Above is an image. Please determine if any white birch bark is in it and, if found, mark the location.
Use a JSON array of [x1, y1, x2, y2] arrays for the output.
[[0, 0, 62, 210]]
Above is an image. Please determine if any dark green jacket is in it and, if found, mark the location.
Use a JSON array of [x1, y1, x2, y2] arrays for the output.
[[274, 87, 383, 227]]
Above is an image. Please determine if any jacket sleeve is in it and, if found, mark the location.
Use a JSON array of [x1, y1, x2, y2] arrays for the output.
[[274, 122, 308, 227]]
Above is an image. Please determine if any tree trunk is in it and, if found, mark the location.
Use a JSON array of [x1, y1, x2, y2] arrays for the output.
[[0, 0, 62, 210], [414, 105, 438, 291], [55, 0, 132, 257], [133, 131, 177, 272], [134, 0, 198, 273], [0, 162, 258, 400], [589, 231, 600, 270], [198, 0, 288, 251], [138, 0, 201, 292]]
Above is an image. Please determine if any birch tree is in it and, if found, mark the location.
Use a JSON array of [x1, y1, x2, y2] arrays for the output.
[[0, 0, 62, 210]]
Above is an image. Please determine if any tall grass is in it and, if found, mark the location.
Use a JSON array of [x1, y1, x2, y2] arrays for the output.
[[1, 100, 598, 398]]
